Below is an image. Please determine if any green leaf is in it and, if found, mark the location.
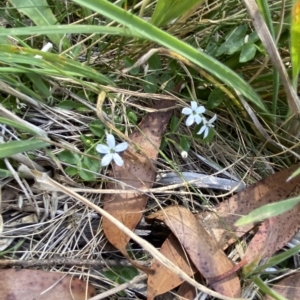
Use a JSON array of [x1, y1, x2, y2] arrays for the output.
[[124, 56, 140, 75], [70, 0, 269, 118], [287, 166, 300, 181], [89, 120, 105, 138], [127, 110, 138, 125], [57, 150, 81, 165], [151, 0, 204, 28], [235, 195, 300, 226], [240, 43, 257, 63], [0, 138, 49, 159], [83, 156, 100, 173], [216, 24, 247, 57], [10, 0, 70, 49], [207, 89, 223, 109], [78, 163, 97, 181], [65, 166, 78, 177], [57, 100, 77, 110], [170, 115, 180, 132], [180, 136, 190, 152], [148, 53, 162, 70], [142, 75, 158, 93]]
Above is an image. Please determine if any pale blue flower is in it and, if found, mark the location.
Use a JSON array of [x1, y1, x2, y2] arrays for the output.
[[96, 133, 128, 166], [197, 114, 217, 138], [182, 101, 205, 126]]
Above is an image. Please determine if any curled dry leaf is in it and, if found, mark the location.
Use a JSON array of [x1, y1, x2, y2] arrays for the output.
[[264, 272, 300, 300], [0, 269, 96, 300], [147, 206, 241, 297], [147, 233, 197, 300], [102, 84, 180, 269], [197, 163, 300, 250]]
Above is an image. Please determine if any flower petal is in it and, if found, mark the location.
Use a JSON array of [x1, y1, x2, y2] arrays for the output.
[[190, 101, 198, 110], [106, 133, 115, 149], [182, 107, 192, 115], [197, 124, 206, 135], [96, 144, 110, 154], [101, 153, 113, 166], [203, 127, 209, 139], [185, 114, 195, 126], [208, 114, 217, 124], [194, 114, 203, 124], [113, 153, 124, 166], [196, 106, 205, 114], [115, 142, 128, 152]]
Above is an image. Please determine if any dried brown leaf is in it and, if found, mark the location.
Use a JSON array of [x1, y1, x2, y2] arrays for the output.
[[0, 269, 95, 300], [102, 93, 177, 265], [147, 206, 241, 297], [147, 234, 196, 300], [264, 273, 300, 300], [197, 163, 300, 250]]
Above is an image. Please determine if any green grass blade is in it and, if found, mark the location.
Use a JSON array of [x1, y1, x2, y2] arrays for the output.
[[291, 0, 300, 88], [253, 244, 300, 275], [0, 45, 113, 85], [256, 0, 279, 117], [0, 138, 49, 159], [151, 0, 204, 27], [0, 117, 43, 136], [254, 277, 288, 300], [235, 195, 300, 226], [10, 0, 70, 49], [0, 25, 143, 38], [70, 0, 269, 117]]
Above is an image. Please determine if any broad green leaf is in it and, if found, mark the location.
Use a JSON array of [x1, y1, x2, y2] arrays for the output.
[[291, 0, 300, 87], [10, 0, 70, 49], [235, 195, 300, 226], [0, 138, 49, 159], [70, 0, 269, 118], [239, 43, 257, 63], [142, 75, 158, 93], [216, 25, 247, 57], [151, 0, 204, 27], [180, 136, 190, 152], [57, 150, 81, 165], [89, 120, 105, 138]]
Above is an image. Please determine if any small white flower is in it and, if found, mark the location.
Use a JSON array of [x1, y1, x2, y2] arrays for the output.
[[197, 114, 217, 138], [182, 101, 205, 126], [96, 133, 128, 167], [181, 151, 188, 159]]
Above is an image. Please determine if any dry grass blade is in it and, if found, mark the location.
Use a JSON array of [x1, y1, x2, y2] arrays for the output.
[[32, 171, 245, 300]]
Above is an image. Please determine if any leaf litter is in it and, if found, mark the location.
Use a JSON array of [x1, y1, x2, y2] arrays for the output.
[[101, 85, 178, 270], [0, 268, 96, 300], [147, 206, 241, 298]]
